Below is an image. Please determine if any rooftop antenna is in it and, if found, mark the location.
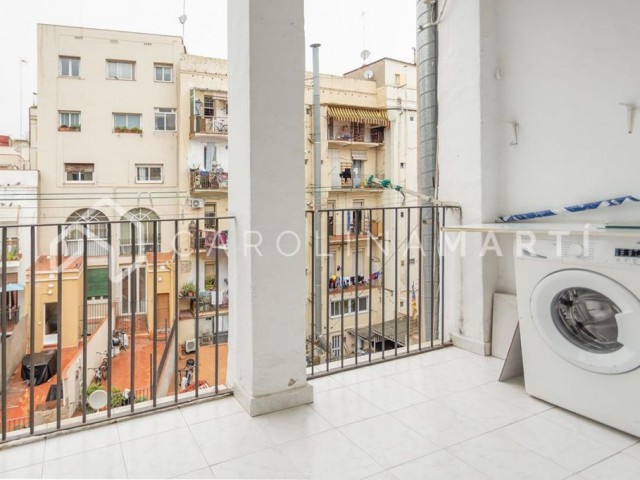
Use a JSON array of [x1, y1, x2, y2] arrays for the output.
[[360, 10, 369, 65], [178, 0, 188, 39]]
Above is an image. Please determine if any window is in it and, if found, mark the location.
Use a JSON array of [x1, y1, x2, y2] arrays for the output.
[[58, 111, 81, 131], [120, 208, 160, 256], [113, 113, 141, 132], [120, 266, 146, 314], [155, 108, 176, 131], [204, 96, 214, 117], [154, 63, 173, 82], [331, 334, 342, 358], [136, 165, 163, 183], [65, 209, 109, 257], [65, 163, 94, 182], [204, 203, 217, 229], [59, 56, 80, 77], [107, 60, 135, 80], [330, 296, 369, 317]]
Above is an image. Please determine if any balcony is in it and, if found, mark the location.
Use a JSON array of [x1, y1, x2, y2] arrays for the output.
[[189, 115, 228, 139], [65, 238, 110, 257], [1, 347, 638, 478], [1, 237, 20, 267], [190, 168, 229, 193]]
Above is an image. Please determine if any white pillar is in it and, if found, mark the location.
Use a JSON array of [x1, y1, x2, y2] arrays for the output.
[[227, 0, 313, 416]]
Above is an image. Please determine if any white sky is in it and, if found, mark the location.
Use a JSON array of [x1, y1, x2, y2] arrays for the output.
[[0, 0, 417, 139]]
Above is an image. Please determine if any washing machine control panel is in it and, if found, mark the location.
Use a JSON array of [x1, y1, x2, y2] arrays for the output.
[[614, 248, 640, 265]]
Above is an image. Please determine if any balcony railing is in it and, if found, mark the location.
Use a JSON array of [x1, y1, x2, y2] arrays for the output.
[[65, 238, 110, 257], [0, 216, 233, 444], [0, 205, 457, 444], [306, 205, 458, 375], [190, 168, 229, 191], [119, 242, 155, 256], [190, 115, 228, 136]]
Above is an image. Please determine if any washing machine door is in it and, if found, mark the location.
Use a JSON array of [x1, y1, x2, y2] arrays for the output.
[[530, 269, 640, 374]]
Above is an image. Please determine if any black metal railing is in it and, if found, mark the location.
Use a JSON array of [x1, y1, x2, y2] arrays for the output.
[[190, 168, 229, 191], [306, 205, 458, 377], [0, 216, 232, 443]]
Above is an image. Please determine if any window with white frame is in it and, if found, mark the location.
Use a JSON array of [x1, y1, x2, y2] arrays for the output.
[[106, 60, 135, 80], [331, 334, 342, 358], [65, 163, 94, 182], [330, 296, 369, 317], [58, 111, 81, 130], [113, 113, 141, 131], [155, 108, 176, 131], [154, 63, 173, 82], [59, 56, 80, 77], [136, 165, 163, 183]]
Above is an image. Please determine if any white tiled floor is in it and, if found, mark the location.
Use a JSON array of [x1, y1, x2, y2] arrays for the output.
[[1, 347, 639, 479]]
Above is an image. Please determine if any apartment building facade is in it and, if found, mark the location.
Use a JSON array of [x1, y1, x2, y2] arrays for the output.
[[31, 24, 185, 352]]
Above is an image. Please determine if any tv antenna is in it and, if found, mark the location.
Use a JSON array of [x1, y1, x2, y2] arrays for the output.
[[178, 0, 188, 39]]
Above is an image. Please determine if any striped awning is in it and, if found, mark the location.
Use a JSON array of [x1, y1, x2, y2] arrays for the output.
[[327, 106, 389, 127]]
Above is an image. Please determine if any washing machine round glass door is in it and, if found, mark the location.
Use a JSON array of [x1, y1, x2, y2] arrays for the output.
[[530, 269, 640, 374]]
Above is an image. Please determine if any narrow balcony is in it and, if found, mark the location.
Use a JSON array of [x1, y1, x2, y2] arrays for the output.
[[190, 168, 229, 193], [1, 348, 638, 479], [189, 115, 229, 139]]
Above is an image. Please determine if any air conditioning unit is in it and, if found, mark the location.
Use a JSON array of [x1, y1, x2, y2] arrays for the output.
[[190, 198, 204, 209], [185, 338, 197, 353]]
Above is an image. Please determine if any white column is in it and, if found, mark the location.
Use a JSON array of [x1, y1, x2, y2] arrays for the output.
[[227, 0, 313, 416]]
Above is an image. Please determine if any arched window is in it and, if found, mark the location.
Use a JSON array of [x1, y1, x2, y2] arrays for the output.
[[120, 208, 160, 255], [65, 208, 110, 256]]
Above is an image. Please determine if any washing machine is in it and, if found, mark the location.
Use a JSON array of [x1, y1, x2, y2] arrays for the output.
[[515, 232, 640, 437]]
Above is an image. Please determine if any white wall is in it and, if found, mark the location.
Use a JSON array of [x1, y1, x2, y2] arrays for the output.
[[437, 0, 640, 353]]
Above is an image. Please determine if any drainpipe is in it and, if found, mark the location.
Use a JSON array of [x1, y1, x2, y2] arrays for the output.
[[417, 0, 438, 341], [311, 44, 322, 338]]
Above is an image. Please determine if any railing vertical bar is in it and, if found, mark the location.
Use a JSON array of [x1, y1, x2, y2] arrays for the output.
[[29, 226, 36, 434], [214, 217, 219, 393], [406, 207, 411, 355], [82, 225, 88, 423], [174, 220, 179, 402], [130, 223, 136, 413], [368, 208, 373, 364], [194, 219, 200, 397], [1, 227, 7, 441], [430, 207, 436, 348], [310, 212, 315, 376], [325, 211, 330, 372], [107, 223, 113, 418], [394, 208, 399, 357], [152, 220, 158, 407], [56, 226, 62, 430], [417, 208, 423, 351], [440, 209, 446, 345], [340, 209, 345, 368], [354, 208, 359, 365], [381, 209, 386, 360]]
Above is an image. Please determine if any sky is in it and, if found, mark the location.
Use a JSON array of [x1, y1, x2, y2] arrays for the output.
[[0, 0, 417, 140]]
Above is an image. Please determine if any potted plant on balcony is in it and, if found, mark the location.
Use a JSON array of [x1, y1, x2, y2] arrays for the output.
[[204, 276, 215, 291], [6, 247, 20, 262], [180, 282, 196, 298], [129, 127, 143, 135]]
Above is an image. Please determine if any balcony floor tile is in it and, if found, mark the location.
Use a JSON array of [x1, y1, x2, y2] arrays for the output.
[[2, 347, 639, 479]]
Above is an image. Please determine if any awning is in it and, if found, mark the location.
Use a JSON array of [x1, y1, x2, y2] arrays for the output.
[[327, 106, 390, 127], [0, 283, 24, 292], [351, 151, 368, 161]]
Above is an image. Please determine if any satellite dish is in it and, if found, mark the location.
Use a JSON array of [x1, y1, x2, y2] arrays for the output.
[[360, 50, 371, 62], [179, 14, 188, 25], [187, 156, 200, 170], [364, 70, 374, 80], [88, 389, 108, 410]]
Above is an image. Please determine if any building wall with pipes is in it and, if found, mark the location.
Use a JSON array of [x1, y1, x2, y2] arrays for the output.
[[435, 0, 640, 353]]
